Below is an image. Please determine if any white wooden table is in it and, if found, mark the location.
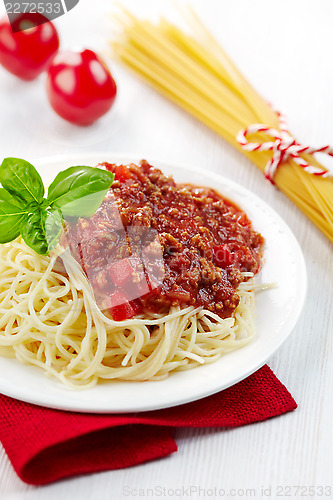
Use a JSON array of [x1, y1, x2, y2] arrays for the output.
[[1, 1, 332, 498]]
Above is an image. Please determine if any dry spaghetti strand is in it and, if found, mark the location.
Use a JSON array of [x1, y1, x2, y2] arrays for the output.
[[111, 8, 333, 243]]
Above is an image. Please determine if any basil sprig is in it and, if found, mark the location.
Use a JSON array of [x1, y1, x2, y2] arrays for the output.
[[0, 158, 114, 255]]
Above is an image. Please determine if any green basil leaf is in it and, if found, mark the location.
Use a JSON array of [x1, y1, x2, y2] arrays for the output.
[[0, 188, 28, 243], [0, 188, 27, 211], [0, 157, 44, 203], [0, 214, 25, 243], [20, 207, 63, 256], [47, 166, 114, 218], [44, 207, 63, 252]]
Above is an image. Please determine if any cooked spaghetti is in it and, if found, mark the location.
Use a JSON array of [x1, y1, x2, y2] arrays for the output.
[[0, 161, 263, 388]]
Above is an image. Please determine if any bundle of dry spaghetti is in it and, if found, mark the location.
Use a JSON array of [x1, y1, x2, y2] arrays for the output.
[[111, 6, 333, 244]]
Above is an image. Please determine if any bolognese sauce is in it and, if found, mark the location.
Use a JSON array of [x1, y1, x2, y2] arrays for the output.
[[64, 160, 264, 321]]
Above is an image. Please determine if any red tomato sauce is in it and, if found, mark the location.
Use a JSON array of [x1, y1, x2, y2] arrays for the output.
[[64, 161, 264, 320]]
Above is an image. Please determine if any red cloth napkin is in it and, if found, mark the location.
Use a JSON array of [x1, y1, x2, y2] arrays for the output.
[[0, 365, 296, 485]]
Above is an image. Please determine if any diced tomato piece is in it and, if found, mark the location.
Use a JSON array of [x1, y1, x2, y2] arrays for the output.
[[108, 256, 161, 301], [145, 274, 161, 295], [237, 213, 251, 227], [106, 292, 142, 321], [213, 244, 233, 267], [130, 298, 144, 314], [109, 256, 157, 300], [114, 165, 132, 182], [108, 258, 135, 286], [125, 272, 159, 300], [125, 278, 148, 298]]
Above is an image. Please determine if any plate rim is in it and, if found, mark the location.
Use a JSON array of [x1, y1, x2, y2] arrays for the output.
[[0, 152, 308, 413]]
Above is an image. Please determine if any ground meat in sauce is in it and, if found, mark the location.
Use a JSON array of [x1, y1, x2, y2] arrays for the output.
[[64, 160, 264, 319]]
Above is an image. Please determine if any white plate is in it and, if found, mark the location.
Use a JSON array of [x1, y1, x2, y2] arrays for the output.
[[0, 154, 307, 413]]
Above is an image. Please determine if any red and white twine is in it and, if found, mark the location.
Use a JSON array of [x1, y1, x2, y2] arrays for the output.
[[236, 111, 333, 184]]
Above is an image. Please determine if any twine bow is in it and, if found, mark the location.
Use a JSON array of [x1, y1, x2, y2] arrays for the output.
[[236, 111, 333, 184]]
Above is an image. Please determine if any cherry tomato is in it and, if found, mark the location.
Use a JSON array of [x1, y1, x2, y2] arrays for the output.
[[0, 14, 59, 81], [46, 49, 117, 126]]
